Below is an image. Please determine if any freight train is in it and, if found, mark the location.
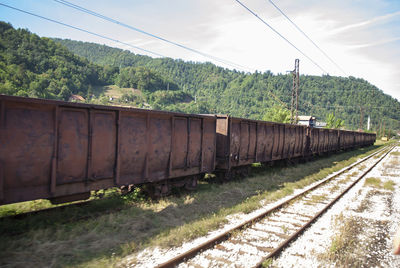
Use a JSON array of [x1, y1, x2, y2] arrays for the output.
[[0, 95, 376, 205]]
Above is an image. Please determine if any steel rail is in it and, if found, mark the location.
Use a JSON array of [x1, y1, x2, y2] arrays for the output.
[[156, 145, 391, 268]]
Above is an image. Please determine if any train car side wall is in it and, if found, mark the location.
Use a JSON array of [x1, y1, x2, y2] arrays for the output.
[[215, 116, 308, 171], [0, 95, 216, 205]]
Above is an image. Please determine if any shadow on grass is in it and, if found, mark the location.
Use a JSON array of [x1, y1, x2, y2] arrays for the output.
[[0, 145, 383, 267]]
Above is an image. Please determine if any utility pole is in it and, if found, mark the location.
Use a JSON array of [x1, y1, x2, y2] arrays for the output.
[[290, 59, 300, 124]]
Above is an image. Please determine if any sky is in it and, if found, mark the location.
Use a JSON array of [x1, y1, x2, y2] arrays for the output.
[[1, 0, 400, 100]]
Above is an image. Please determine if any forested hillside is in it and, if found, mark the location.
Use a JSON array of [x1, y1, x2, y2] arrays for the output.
[[0, 22, 116, 100], [54, 38, 400, 132], [0, 21, 398, 132]]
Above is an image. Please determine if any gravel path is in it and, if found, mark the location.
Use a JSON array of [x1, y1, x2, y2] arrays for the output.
[[272, 146, 400, 267]]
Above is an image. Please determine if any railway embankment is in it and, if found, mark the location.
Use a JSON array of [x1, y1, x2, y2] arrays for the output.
[[0, 143, 389, 267]]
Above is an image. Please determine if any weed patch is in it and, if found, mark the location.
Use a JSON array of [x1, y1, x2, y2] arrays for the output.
[[364, 177, 396, 191], [383, 180, 395, 191], [322, 214, 363, 265], [365, 177, 382, 187]]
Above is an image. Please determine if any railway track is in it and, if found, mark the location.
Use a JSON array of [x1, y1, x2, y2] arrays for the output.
[[155, 144, 394, 268]]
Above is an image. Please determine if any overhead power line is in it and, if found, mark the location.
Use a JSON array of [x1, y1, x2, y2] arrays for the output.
[[234, 0, 328, 74], [267, 0, 347, 76], [53, 0, 253, 72], [0, 3, 165, 58]]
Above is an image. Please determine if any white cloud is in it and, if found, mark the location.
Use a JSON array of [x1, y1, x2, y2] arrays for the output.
[[330, 10, 400, 35]]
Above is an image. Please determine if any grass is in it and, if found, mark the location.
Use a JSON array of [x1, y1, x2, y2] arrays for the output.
[[383, 180, 396, 191], [262, 257, 274, 267], [320, 199, 392, 267], [322, 214, 362, 265], [364, 177, 396, 191], [0, 188, 122, 217], [304, 194, 328, 205], [0, 144, 385, 267], [365, 177, 382, 187]]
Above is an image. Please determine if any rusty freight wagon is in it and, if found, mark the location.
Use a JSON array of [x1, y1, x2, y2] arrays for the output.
[[309, 128, 340, 155], [215, 115, 308, 180], [0, 95, 216, 205]]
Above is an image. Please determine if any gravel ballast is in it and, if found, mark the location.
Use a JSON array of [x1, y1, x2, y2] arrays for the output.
[[273, 146, 400, 267]]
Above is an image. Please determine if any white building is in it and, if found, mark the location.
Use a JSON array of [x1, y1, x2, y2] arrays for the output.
[[297, 115, 316, 127]]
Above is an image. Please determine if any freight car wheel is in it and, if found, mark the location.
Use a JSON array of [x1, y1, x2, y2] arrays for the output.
[[237, 166, 251, 178], [184, 175, 200, 191], [143, 182, 171, 199], [215, 171, 233, 182]]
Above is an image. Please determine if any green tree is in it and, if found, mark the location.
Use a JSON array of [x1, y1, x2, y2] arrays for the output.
[[262, 105, 291, 123], [326, 113, 345, 129]]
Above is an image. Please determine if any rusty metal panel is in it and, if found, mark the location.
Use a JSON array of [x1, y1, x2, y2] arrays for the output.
[[239, 122, 250, 162], [2, 101, 54, 191], [320, 129, 326, 152], [342, 131, 348, 149], [248, 123, 257, 161], [318, 129, 324, 153], [303, 127, 309, 156], [264, 123, 274, 162], [292, 127, 298, 157], [332, 130, 339, 151], [148, 116, 171, 181], [256, 123, 269, 162], [324, 129, 329, 152], [343, 131, 347, 148], [271, 124, 281, 160], [341, 130, 345, 149], [114, 111, 121, 185], [90, 110, 116, 180], [325, 130, 330, 152], [278, 125, 285, 160], [202, 118, 216, 172], [288, 126, 296, 158], [57, 108, 88, 185], [50, 106, 58, 194], [298, 127, 305, 156], [282, 126, 288, 158], [311, 128, 319, 154], [119, 112, 147, 185], [0, 100, 54, 204], [172, 117, 188, 169], [291, 127, 296, 157], [293, 126, 301, 157], [216, 116, 229, 169], [317, 129, 322, 153], [282, 125, 291, 159], [188, 118, 202, 168], [304, 127, 308, 155], [230, 120, 241, 165]]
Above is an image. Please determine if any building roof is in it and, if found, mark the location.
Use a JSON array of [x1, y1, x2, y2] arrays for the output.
[[298, 115, 315, 121]]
